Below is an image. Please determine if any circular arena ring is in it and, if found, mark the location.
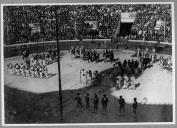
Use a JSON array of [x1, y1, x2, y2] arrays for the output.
[[4, 39, 173, 104], [4, 39, 173, 123]]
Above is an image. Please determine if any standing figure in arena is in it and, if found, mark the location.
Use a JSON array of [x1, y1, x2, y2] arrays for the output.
[[101, 94, 109, 112], [140, 48, 145, 58], [93, 94, 99, 112], [8, 63, 14, 75], [137, 48, 141, 58], [20, 63, 24, 76], [123, 74, 130, 89], [22, 50, 29, 61], [144, 48, 149, 58], [42, 57, 46, 66], [87, 70, 92, 84], [123, 59, 127, 73], [110, 50, 114, 63], [7, 63, 10, 74], [43, 66, 48, 78], [34, 65, 38, 78], [15, 63, 20, 75], [39, 66, 43, 79], [116, 75, 122, 89], [117, 61, 123, 76], [22, 64, 26, 76], [134, 60, 139, 69], [46, 52, 50, 64], [93, 70, 99, 85], [118, 96, 125, 113], [38, 57, 43, 66], [150, 48, 157, 64], [30, 55, 34, 65], [129, 75, 136, 90], [167, 56, 172, 66], [133, 97, 138, 116], [85, 93, 90, 109], [22, 50, 26, 60], [25, 67, 30, 77], [80, 69, 86, 84], [75, 93, 82, 108], [25, 57, 30, 68], [96, 52, 100, 62], [30, 65, 34, 77]]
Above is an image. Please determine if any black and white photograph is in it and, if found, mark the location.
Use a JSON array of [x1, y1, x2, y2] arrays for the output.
[[1, 2, 175, 125]]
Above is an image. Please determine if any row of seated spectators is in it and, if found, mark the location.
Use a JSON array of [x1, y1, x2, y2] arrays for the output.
[[4, 4, 172, 45]]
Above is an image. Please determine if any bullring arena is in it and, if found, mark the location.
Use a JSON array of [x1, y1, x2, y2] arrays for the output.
[[2, 3, 174, 124], [4, 39, 174, 123]]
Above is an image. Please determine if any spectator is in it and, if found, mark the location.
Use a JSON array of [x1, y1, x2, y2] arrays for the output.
[[118, 95, 125, 113], [75, 93, 82, 108], [93, 94, 99, 112], [133, 97, 138, 116], [101, 94, 109, 112]]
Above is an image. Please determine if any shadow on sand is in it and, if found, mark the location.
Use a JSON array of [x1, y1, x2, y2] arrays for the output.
[[4, 66, 172, 124]]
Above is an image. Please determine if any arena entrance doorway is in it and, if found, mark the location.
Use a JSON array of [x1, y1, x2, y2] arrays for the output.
[[119, 23, 133, 37]]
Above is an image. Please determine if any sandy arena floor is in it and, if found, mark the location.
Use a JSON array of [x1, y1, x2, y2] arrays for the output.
[[4, 49, 173, 105]]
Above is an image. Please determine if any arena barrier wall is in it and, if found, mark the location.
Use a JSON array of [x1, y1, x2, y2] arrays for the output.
[[4, 39, 172, 58]]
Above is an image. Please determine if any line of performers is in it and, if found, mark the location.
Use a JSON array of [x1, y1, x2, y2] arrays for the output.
[[116, 74, 137, 90], [113, 58, 140, 90], [7, 48, 60, 79], [159, 55, 172, 71], [103, 49, 114, 63], [70, 46, 115, 63], [7, 62, 49, 79], [6, 51, 54, 78], [80, 69, 100, 86], [136, 47, 157, 66], [22, 48, 58, 67], [70, 46, 100, 62], [113, 59, 140, 76]]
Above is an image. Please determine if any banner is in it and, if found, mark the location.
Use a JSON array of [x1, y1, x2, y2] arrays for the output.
[[29, 23, 41, 33], [155, 20, 164, 30], [121, 13, 136, 23], [89, 21, 98, 30]]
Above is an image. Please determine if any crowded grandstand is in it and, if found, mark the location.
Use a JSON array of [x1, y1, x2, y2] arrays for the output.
[[3, 4, 172, 45]]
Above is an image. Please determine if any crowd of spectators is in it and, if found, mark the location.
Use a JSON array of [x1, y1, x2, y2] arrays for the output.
[[129, 4, 172, 42], [3, 4, 172, 45]]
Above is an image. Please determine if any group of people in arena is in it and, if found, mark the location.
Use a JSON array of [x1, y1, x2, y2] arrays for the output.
[[7, 62, 48, 79], [70, 45, 116, 64], [103, 48, 114, 63], [115, 74, 137, 90], [4, 4, 171, 45], [75, 93, 109, 112], [75, 92, 138, 115], [70, 46, 100, 62], [136, 47, 157, 69], [113, 58, 139, 90], [113, 47, 158, 90], [80, 69, 100, 86], [159, 55, 172, 71], [6, 49, 58, 79]]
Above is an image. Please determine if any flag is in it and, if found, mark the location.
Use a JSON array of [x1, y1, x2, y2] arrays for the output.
[[89, 21, 98, 30], [154, 20, 164, 30], [29, 23, 41, 34]]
